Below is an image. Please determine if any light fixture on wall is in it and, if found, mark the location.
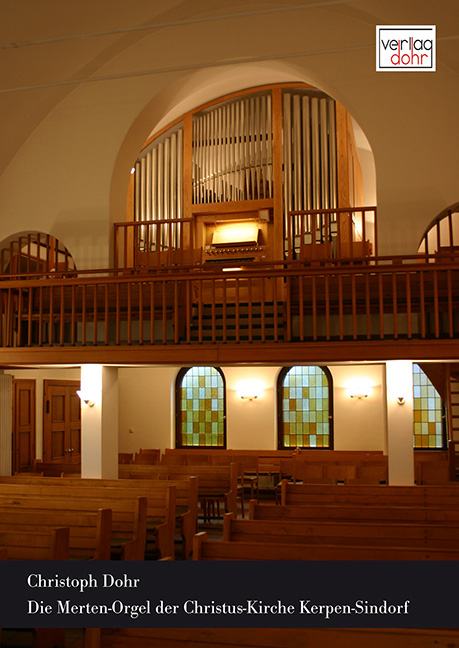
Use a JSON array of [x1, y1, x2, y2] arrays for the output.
[[236, 379, 264, 401], [397, 396, 406, 405], [76, 390, 94, 407], [348, 390, 369, 399], [345, 380, 371, 400]]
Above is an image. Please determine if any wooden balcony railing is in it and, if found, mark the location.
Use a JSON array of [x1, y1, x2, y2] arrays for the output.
[[0, 255, 459, 349], [286, 206, 376, 262], [114, 218, 195, 270]]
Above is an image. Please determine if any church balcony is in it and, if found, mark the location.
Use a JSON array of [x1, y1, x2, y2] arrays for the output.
[[1, 254, 459, 366]]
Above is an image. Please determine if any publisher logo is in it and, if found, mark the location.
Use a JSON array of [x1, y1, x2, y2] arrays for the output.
[[376, 25, 436, 71]]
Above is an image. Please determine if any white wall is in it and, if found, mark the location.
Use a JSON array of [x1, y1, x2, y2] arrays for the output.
[[224, 367, 279, 450], [117, 364, 386, 454], [329, 365, 386, 451], [118, 366, 178, 454]]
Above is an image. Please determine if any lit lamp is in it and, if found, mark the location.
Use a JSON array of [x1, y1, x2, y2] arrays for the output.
[[345, 381, 371, 400], [76, 390, 95, 407], [236, 380, 264, 401]]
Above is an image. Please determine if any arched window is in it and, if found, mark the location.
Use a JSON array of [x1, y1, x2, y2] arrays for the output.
[[176, 367, 226, 448], [278, 366, 333, 449], [413, 364, 446, 449]]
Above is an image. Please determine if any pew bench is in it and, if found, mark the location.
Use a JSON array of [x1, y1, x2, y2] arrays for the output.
[[0, 491, 148, 560], [279, 481, 459, 507], [0, 526, 69, 560], [223, 512, 459, 550], [119, 463, 238, 521], [0, 477, 181, 559], [110, 472, 198, 556], [0, 507, 111, 560], [32, 460, 81, 477], [192, 531, 459, 561], [0, 482, 175, 559]]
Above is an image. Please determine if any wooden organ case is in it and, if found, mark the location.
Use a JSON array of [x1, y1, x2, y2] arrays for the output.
[[125, 83, 375, 285]]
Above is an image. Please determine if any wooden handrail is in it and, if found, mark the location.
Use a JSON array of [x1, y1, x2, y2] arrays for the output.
[[1, 256, 459, 349], [2, 251, 459, 283]]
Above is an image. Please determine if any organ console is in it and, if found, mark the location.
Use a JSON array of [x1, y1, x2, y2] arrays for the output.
[[195, 208, 273, 267]]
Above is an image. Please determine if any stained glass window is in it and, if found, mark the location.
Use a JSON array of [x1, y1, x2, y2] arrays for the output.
[[413, 364, 445, 449], [176, 367, 226, 448], [278, 366, 332, 449]]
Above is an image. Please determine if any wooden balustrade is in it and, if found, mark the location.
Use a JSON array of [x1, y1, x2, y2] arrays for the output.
[[0, 256, 459, 349], [286, 206, 377, 262], [114, 218, 195, 270]]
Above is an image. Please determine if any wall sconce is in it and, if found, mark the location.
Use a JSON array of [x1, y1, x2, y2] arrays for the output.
[[77, 390, 94, 407], [345, 381, 372, 400], [397, 396, 406, 405], [348, 391, 369, 400], [236, 380, 264, 401]]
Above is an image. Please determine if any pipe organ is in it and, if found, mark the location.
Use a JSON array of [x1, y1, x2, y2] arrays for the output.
[[128, 83, 372, 271]]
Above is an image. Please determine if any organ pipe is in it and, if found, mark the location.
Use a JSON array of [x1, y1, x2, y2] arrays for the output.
[[192, 92, 273, 204], [283, 90, 337, 243]]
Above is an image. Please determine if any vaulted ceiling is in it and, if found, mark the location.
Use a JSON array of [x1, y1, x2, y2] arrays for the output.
[[1, 0, 457, 180]]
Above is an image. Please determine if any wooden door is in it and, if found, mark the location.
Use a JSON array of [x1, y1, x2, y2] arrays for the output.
[[43, 380, 81, 464], [12, 379, 36, 473]]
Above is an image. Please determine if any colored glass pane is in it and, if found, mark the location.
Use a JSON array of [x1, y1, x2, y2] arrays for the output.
[[178, 367, 225, 447], [280, 366, 331, 449], [412, 364, 444, 449]]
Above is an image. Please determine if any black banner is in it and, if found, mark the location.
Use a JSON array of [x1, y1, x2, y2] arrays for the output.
[[1, 561, 456, 628]]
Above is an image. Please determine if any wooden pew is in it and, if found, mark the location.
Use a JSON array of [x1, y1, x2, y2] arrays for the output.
[[0, 531, 69, 648], [32, 460, 81, 477], [249, 501, 459, 524], [133, 448, 160, 464], [1, 475, 197, 559], [192, 531, 459, 561], [0, 507, 111, 560], [279, 481, 459, 507], [119, 463, 238, 520], [0, 526, 69, 560], [84, 628, 459, 648], [223, 512, 459, 550], [414, 450, 450, 484], [160, 448, 391, 493], [0, 482, 174, 559], [115, 473, 198, 557], [162, 449, 295, 463]]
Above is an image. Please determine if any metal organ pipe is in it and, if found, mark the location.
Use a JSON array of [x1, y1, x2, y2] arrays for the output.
[[191, 92, 273, 204], [133, 125, 184, 252], [283, 91, 337, 245]]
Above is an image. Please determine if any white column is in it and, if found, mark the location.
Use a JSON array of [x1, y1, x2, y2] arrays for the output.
[[0, 373, 12, 475], [80, 365, 118, 479], [385, 361, 414, 485]]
